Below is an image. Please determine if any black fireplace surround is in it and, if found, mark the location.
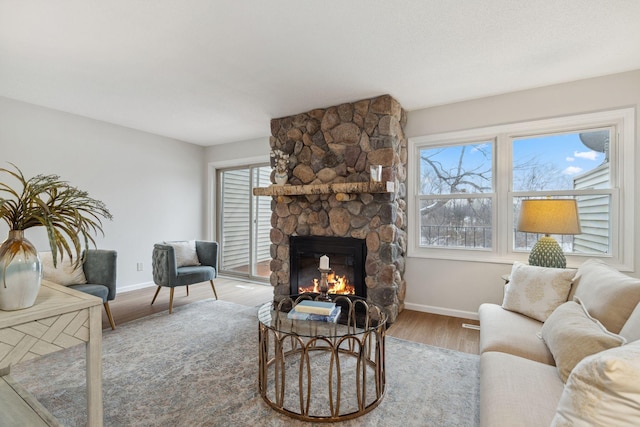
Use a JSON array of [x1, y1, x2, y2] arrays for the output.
[[289, 236, 367, 298]]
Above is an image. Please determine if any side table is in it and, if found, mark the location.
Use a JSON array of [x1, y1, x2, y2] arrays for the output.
[[0, 280, 103, 426], [258, 294, 387, 422]]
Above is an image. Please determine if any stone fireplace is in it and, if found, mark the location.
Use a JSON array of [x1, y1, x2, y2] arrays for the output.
[[263, 94, 407, 322]]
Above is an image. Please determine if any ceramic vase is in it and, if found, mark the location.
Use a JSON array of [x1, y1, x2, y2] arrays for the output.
[[0, 230, 42, 310], [274, 171, 288, 186]]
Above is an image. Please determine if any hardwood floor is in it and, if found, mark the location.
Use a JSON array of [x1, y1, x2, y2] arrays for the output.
[[103, 277, 480, 355], [387, 310, 480, 355], [102, 276, 273, 327]]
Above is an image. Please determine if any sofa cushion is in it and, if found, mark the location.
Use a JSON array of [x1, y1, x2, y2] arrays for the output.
[[541, 299, 626, 382], [166, 240, 200, 267], [479, 303, 554, 365], [40, 251, 87, 286], [620, 303, 640, 343], [551, 339, 640, 426], [480, 351, 565, 427], [502, 262, 575, 322], [569, 259, 640, 333]]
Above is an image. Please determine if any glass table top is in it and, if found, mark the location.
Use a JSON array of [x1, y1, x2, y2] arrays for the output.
[[257, 294, 386, 339]]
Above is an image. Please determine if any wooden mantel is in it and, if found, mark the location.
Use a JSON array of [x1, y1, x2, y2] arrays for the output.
[[252, 181, 395, 197]]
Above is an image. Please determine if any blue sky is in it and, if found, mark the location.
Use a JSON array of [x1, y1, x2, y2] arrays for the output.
[[420, 130, 607, 193], [513, 132, 606, 177]]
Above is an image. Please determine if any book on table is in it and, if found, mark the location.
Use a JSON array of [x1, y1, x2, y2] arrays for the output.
[[294, 300, 336, 315], [287, 305, 341, 323]]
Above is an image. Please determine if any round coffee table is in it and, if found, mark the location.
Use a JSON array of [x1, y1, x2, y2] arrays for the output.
[[257, 294, 387, 422]]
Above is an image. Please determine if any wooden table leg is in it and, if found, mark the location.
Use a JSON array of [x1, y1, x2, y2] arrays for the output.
[[86, 304, 103, 426]]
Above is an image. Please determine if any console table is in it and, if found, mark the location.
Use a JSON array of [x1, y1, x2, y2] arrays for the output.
[[0, 280, 103, 426]]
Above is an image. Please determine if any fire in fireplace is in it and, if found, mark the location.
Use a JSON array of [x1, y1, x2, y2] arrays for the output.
[[302, 271, 355, 295], [289, 236, 367, 298]]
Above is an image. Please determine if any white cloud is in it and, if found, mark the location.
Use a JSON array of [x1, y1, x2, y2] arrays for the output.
[[574, 150, 598, 161], [566, 156, 575, 162], [471, 143, 489, 152], [563, 166, 583, 175]]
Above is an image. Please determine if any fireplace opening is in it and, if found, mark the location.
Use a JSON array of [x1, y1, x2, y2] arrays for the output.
[[290, 236, 367, 298]]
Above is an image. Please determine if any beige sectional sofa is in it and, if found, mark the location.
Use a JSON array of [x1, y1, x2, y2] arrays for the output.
[[479, 259, 640, 426]]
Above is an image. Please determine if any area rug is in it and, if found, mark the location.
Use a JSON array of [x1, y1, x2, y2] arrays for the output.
[[11, 299, 480, 427]]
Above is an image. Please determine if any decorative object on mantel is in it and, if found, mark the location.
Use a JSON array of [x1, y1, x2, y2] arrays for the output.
[[370, 164, 382, 182], [0, 163, 112, 310], [270, 149, 290, 186]]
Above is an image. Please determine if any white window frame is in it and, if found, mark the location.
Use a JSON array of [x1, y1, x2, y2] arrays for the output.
[[407, 108, 635, 271]]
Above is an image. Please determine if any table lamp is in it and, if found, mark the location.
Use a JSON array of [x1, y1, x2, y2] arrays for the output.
[[517, 199, 581, 268]]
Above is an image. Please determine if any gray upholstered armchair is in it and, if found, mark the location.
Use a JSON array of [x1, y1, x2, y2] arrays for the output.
[[41, 248, 118, 329], [68, 249, 118, 330], [151, 241, 219, 313]]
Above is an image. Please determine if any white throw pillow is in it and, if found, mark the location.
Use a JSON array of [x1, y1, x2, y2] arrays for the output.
[[40, 251, 87, 286], [551, 339, 640, 426], [167, 241, 200, 267], [569, 258, 640, 334], [541, 299, 626, 382], [620, 303, 640, 343], [502, 262, 575, 322]]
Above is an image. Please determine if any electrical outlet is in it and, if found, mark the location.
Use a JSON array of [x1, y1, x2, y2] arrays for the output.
[[136, 262, 143, 271]]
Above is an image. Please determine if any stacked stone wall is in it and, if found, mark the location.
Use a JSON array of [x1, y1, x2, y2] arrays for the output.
[[269, 94, 408, 322]]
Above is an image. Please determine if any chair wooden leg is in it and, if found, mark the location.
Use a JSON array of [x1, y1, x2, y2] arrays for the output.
[[186, 285, 189, 297], [104, 302, 116, 330], [169, 287, 175, 314], [151, 286, 162, 305], [210, 279, 218, 300]]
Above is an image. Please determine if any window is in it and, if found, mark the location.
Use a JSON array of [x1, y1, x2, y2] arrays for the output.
[[407, 108, 635, 270], [418, 141, 494, 249], [512, 130, 612, 256]]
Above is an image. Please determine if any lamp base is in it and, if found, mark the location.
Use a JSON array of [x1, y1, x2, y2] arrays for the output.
[[528, 236, 566, 268]]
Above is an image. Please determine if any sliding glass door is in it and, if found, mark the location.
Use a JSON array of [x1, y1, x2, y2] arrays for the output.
[[218, 164, 271, 281]]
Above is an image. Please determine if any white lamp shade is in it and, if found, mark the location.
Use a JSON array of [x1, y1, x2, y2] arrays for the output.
[[517, 199, 581, 235]]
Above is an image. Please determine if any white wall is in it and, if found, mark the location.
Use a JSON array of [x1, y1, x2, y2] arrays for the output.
[[404, 70, 640, 319], [205, 138, 270, 165], [0, 97, 206, 291]]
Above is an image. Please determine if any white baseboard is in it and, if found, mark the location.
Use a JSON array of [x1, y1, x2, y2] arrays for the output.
[[117, 281, 155, 294], [403, 302, 479, 321]]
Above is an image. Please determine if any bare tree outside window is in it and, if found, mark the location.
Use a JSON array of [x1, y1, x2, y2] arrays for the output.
[[419, 142, 493, 248]]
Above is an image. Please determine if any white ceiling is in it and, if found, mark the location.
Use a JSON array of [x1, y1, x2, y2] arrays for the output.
[[1, 1, 640, 146]]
